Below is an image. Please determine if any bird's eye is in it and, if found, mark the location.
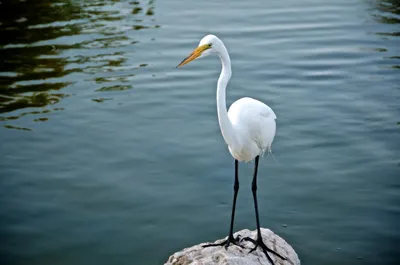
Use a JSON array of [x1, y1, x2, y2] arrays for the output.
[[208, 44, 212, 47]]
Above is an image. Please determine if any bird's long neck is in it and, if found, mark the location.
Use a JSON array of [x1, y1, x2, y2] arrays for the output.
[[217, 44, 239, 149]]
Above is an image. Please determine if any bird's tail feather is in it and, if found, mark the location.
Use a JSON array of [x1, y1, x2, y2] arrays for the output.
[[265, 146, 279, 163]]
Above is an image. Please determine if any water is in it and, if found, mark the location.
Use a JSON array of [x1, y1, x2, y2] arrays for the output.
[[0, 0, 399, 264]]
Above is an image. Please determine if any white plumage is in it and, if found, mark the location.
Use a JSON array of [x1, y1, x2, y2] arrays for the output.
[[228, 97, 276, 162], [192, 34, 277, 163]]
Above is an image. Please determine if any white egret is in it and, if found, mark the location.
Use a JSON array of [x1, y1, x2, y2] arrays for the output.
[[177, 35, 286, 264]]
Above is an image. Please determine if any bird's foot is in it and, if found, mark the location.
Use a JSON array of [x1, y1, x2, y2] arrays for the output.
[[202, 234, 244, 250], [242, 236, 286, 265]]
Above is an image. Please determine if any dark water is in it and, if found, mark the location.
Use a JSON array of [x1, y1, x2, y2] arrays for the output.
[[1, 0, 399, 264]]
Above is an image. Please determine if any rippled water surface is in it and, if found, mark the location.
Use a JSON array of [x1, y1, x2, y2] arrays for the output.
[[1, 0, 399, 264]]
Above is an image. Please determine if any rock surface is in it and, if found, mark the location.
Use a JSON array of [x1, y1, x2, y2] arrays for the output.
[[165, 228, 300, 265]]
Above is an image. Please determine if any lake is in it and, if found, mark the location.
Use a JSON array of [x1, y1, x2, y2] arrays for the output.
[[0, 0, 399, 264]]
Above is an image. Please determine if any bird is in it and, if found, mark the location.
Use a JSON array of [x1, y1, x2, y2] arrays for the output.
[[177, 34, 286, 265]]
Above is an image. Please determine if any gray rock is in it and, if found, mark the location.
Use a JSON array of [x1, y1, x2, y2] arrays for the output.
[[165, 228, 300, 265]]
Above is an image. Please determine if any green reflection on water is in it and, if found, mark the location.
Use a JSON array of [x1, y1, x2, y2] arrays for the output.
[[373, 0, 400, 28], [96, 85, 133, 92], [3, 124, 32, 131], [370, 0, 400, 71], [92, 98, 113, 103], [0, 0, 82, 126], [0, 0, 158, 129], [132, 7, 142, 14]]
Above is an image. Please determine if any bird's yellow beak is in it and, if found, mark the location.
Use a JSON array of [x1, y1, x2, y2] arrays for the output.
[[177, 44, 211, 68]]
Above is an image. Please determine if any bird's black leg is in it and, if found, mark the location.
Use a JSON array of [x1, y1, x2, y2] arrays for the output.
[[242, 156, 286, 264], [203, 159, 243, 249]]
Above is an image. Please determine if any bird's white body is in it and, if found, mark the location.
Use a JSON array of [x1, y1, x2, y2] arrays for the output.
[[227, 97, 276, 162]]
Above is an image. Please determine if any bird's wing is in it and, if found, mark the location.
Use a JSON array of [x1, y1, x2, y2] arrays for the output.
[[259, 103, 277, 120]]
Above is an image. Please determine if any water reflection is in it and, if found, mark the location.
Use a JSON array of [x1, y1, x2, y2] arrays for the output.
[[0, 0, 80, 123], [0, 0, 158, 129], [373, 0, 400, 25], [370, 0, 400, 69]]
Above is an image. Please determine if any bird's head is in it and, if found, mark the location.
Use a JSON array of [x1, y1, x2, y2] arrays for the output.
[[177, 34, 222, 68]]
